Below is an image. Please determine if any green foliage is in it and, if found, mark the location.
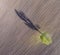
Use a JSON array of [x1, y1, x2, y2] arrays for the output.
[[40, 32, 52, 45]]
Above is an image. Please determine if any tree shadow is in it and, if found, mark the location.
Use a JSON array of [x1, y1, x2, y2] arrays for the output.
[[15, 9, 41, 33]]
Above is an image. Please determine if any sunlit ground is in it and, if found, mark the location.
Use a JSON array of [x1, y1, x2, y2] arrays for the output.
[[26, 31, 41, 47]]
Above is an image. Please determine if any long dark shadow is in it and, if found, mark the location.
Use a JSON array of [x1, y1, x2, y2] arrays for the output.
[[15, 9, 41, 33]]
